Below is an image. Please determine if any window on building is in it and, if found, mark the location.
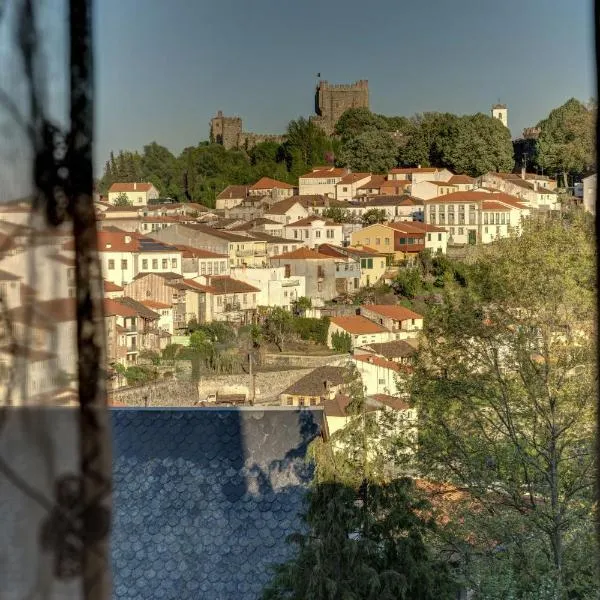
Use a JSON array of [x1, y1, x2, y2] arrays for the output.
[[378, 378, 385, 385], [142, 259, 148, 270], [484, 213, 489, 225], [243, 294, 247, 304], [217, 296, 222, 306], [384, 237, 390, 245], [438, 233, 442, 241], [343, 186, 348, 192], [294, 230, 298, 239], [201, 262, 206, 274], [458, 227, 464, 235], [501, 213, 506, 224], [367, 258, 373, 269], [207, 263, 213, 275], [327, 229, 334, 238], [121, 259, 127, 270], [427, 233, 431, 242], [317, 266, 325, 278], [284, 264, 291, 278], [282, 245, 288, 253], [316, 230, 321, 238], [152, 259, 158, 269], [171, 258, 177, 269], [317, 281, 323, 292], [375, 237, 381, 245], [304, 229, 310, 239], [162, 259, 168, 269], [364, 238, 370, 245]]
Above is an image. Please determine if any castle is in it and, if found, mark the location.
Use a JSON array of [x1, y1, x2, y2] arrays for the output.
[[210, 78, 370, 149], [310, 79, 370, 135], [209, 111, 286, 150]]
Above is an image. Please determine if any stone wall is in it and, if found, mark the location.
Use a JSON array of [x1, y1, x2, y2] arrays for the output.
[[109, 368, 319, 407], [262, 353, 348, 369]]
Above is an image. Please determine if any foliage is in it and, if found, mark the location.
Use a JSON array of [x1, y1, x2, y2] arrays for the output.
[[536, 98, 596, 186], [337, 130, 398, 173], [330, 330, 352, 353], [187, 320, 236, 344], [334, 107, 388, 141], [397, 112, 514, 176], [262, 307, 294, 352], [292, 317, 329, 345], [262, 478, 457, 600], [412, 214, 597, 595], [161, 343, 183, 362], [282, 118, 336, 174], [138, 349, 161, 365], [121, 365, 159, 386], [321, 206, 352, 223], [361, 208, 388, 226], [391, 268, 422, 299], [292, 296, 312, 316], [113, 191, 132, 207]]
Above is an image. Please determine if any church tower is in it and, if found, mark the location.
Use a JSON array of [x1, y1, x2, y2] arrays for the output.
[[491, 103, 508, 129]]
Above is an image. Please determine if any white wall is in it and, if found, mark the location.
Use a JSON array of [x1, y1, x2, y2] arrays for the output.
[[284, 220, 344, 249]]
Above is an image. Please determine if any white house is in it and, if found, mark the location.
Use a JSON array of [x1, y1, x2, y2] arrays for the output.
[[299, 166, 349, 198], [215, 185, 249, 210], [284, 216, 344, 249], [335, 173, 372, 201], [264, 197, 310, 225], [107, 182, 160, 206], [327, 315, 391, 349], [388, 167, 453, 185], [411, 180, 459, 201], [248, 177, 294, 200], [360, 304, 423, 341], [229, 266, 306, 311], [352, 354, 404, 397], [140, 300, 174, 334]]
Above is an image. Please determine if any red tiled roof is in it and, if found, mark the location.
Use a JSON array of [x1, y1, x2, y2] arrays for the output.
[[362, 304, 423, 321], [265, 197, 308, 215], [448, 174, 475, 184], [299, 167, 347, 179], [329, 315, 388, 335], [216, 185, 249, 200], [424, 191, 493, 204], [370, 394, 411, 410], [204, 276, 260, 294], [104, 280, 124, 292], [270, 247, 333, 260], [427, 181, 458, 187], [338, 173, 371, 184], [250, 177, 293, 191], [354, 354, 401, 372], [180, 279, 216, 293], [103, 298, 138, 318], [141, 300, 172, 309], [358, 174, 387, 189], [387, 222, 446, 233], [481, 201, 512, 211], [108, 182, 154, 193]]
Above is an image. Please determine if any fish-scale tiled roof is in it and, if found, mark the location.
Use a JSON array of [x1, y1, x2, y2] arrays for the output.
[[111, 407, 325, 600]]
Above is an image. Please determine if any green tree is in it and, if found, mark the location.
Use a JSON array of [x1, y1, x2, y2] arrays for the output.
[[283, 117, 333, 170], [262, 307, 294, 352], [361, 208, 388, 226], [412, 214, 597, 596], [113, 192, 132, 207], [321, 206, 351, 223], [337, 130, 398, 173], [334, 107, 388, 141], [392, 269, 421, 298], [141, 141, 181, 199], [536, 98, 596, 187], [292, 296, 312, 316], [437, 114, 514, 176], [330, 330, 352, 353]]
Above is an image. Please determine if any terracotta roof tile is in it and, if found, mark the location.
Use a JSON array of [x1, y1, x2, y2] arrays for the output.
[[448, 175, 476, 184], [481, 201, 512, 211], [108, 182, 154, 193], [389, 167, 438, 174], [358, 174, 387, 189], [216, 185, 249, 200], [250, 177, 294, 190], [264, 197, 308, 215], [338, 173, 371, 184], [282, 366, 347, 396], [299, 167, 348, 179], [172, 244, 227, 259], [362, 304, 422, 321], [270, 247, 333, 260], [104, 280, 124, 292], [284, 215, 338, 227], [369, 393, 410, 410], [140, 300, 172, 309], [204, 276, 260, 294], [329, 315, 389, 335]]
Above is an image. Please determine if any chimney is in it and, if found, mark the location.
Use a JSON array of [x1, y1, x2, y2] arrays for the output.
[[124, 235, 131, 244], [134, 182, 137, 191]]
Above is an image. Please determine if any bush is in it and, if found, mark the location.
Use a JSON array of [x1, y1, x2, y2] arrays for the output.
[[292, 317, 330, 345], [331, 331, 352, 353], [392, 268, 421, 299], [139, 349, 161, 365]]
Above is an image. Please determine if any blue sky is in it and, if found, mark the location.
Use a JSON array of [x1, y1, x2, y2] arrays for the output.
[[94, 0, 595, 173]]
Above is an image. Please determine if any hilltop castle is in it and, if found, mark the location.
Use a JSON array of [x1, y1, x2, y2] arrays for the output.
[[210, 78, 370, 149], [310, 79, 370, 135], [209, 111, 286, 151]]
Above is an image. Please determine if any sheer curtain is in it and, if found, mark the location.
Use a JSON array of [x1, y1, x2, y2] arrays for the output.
[[0, 1, 111, 598]]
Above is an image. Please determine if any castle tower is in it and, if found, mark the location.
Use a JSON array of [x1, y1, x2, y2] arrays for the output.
[[312, 79, 370, 135], [210, 110, 243, 150], [491, 103, 508, 129]]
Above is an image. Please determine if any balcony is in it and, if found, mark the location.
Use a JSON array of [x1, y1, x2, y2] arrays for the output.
[[224, 302, 241, 312], [281, 279, 300, 287], [236, 249, 255, 257]]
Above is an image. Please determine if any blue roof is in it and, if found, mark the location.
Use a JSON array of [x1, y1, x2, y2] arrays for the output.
[[111, 407, 324, 600]]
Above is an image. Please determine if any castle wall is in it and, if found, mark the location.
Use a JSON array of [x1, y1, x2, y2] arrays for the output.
[[313, 80, 369, 134]]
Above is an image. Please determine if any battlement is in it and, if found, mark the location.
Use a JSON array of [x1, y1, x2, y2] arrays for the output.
[[318, 79, 369, 91]]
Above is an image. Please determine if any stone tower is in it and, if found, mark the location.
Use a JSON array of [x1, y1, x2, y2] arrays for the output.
[[311, 79, 369, 135], [491, 103, 508, 129], [210, 111, 243, 150]]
